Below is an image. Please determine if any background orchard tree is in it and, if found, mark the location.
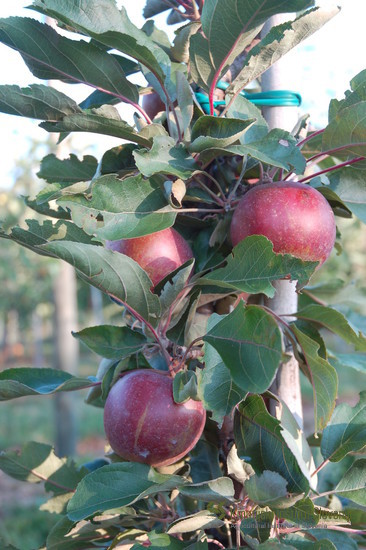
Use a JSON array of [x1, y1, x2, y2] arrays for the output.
[[0, 1, 366, 549]]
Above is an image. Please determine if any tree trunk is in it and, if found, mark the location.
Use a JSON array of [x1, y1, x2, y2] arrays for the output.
[[52, 257, 79, 457], [261, 15, 303, 429], [31, 310, 44, 368]]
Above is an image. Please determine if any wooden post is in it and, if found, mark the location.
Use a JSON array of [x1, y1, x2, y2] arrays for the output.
[[261, 15, 303, 429]]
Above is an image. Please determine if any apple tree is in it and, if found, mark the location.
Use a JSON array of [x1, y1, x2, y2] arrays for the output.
[[0, 1, 366, 548]]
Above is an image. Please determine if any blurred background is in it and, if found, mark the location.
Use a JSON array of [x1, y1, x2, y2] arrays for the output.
[[0, 1, 365, 548]]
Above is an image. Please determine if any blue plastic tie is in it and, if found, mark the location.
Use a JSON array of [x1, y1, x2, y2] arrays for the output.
[[195, 81, 302, 115]]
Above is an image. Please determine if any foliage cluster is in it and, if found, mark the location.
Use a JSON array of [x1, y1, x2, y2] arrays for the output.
[[0, 1, 365, 548]]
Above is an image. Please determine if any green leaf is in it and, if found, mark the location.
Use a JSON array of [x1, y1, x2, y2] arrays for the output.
[[40, 492, 74, 514], [133, 136, 198, 178], [0, 219, 100, 258], [35, 154, 98, 204], [158, 260, 194, 311], [143, 0, 172, 18], [275, 398, 317, 486], [283, 534, 339, 549], [294, 304, 366, 351], [241, 510, 275, 543], [245, 470, 283, 504], [329, 352, 366, 376], [272, 497, 320, 528], [172, 371, 198, 403], [167, 290, 202, 348], [131, 532, 188, 550], [171, 21, 201, 64], [0, 83, 81, 120], [328, 167, 366, 223], [167, 510, 224, 534], [176, 71, 194, 138], [245, 471, 305, 509], [198, 314, 242, 425], [227, 7, 339, 97], [322, 100, 366, 160], [67, 462, 186, 521], [292, 327, 338, 432], [179, 477, 235, 503], [198, 236, 318, 297], [227, 94, 268, 144], [189, 32, 215, 92], [73, 325, 147, 360], [30, 1, 172, 95], [258, 542, 297, 549], [329, 69, 366, 118], [142, 20, 172, 55], [305, 529, 358, 550], [38, 153, 98, 184], [189, 116, 255, 153], [101, 143, 137, 176], [0, 368, 96, 401], [321, 391, 366, 462], [0, 442, 82, 492], [40, 109, 152, 148], [195, 128, 307, 171], [41, 241, 161, 326], [24, 197, 70, 220], [59, 174, 177, 241], [47, 514, 139, 550], [204, 303, 282, 393], [240, 129, 307, 173], [192, 0, 313, 91], [234, 395, 310, 494], [226, 444, 255, 484], [0, 17, 138, 103], [189, 440, 222, 484]]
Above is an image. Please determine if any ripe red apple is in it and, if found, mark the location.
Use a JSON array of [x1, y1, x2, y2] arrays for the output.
[[103, 370, 206, 467], [142, 91, 165, 120], [230, 181, 336, 265], [106, 227, 193, 288]]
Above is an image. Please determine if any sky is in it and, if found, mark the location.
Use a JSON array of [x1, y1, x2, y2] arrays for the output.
[[0, 0, 365, 189]]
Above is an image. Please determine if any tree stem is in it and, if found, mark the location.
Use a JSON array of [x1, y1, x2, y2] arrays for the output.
[[299, 156, 365, 183]]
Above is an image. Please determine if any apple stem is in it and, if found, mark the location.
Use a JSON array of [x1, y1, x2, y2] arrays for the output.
[[235, 519, 242, 549], [132, 101, 153, 125], [227, 156, 248, 202], [191, 0, 200, 20], [296, 128, 325, 148], [160, 285, 192, 337], [177, 336, 204, 371], [179, 206, 225, 214], [200, 171, 227, 201], [298, 155, 365, 183], [108, 293, 172, 367], [193, 175, 226, 205], [168, 99, 183, 142], [311, 458, 330, 478], [206, 538, 225, 549], [307, 143, 366, 164]]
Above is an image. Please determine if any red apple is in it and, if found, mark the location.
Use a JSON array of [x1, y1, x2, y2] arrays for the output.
[[106, 227, 193, 288], [142, 91, 165, 120], [103, 370, 206, 467], [230, 181, 336, 266]]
